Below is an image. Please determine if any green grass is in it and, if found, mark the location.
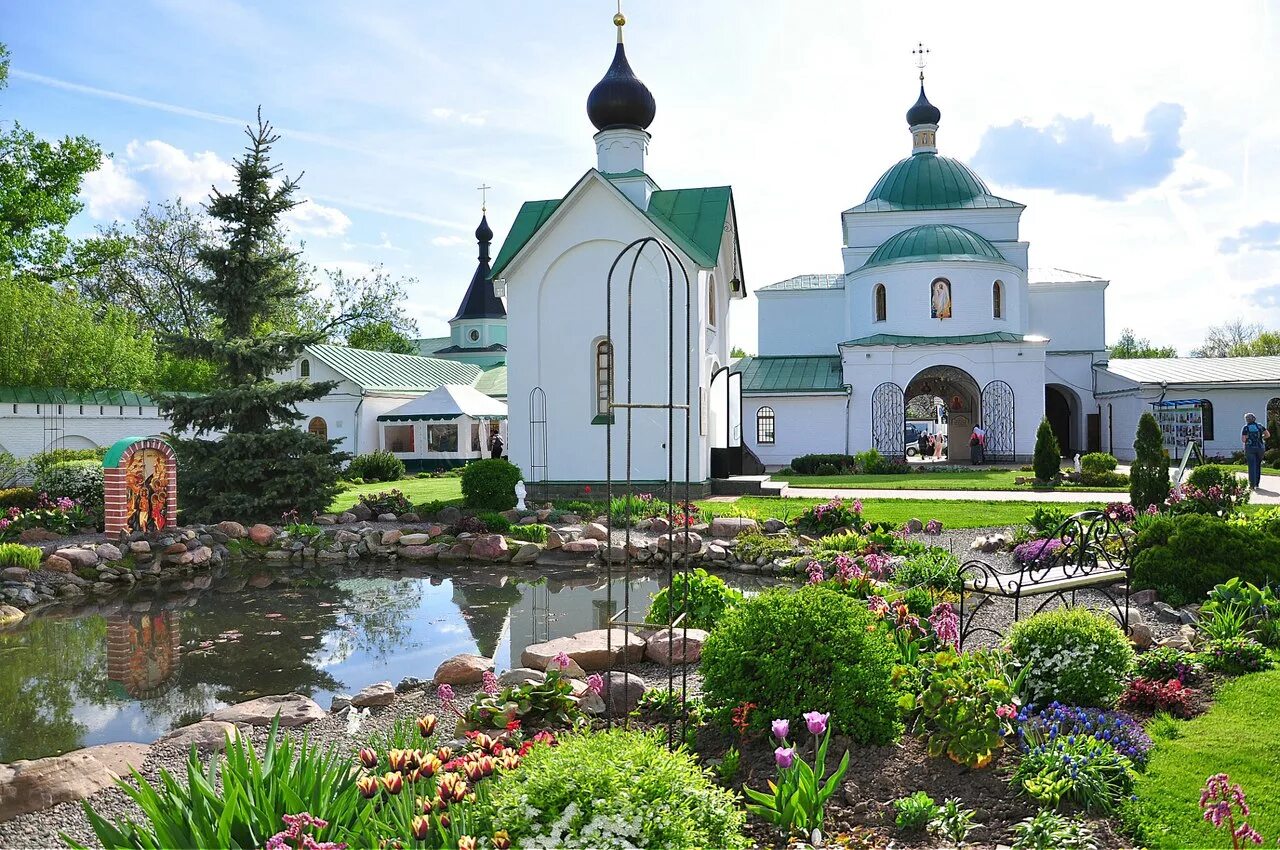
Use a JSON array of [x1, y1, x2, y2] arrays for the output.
[[1127, 669, 1280, 849], [327, 477, 463, 513], [696, 496, 1104, 529], [782, 468, 1129, 492]]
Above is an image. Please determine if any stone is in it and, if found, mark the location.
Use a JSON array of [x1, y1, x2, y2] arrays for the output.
[[40, 554, 72, 574], [600, 671, 646, 716], [1128, 622, 1155, 650], [400, 544, 445, 560], [381, 530, 403, 545], [247, 573, 274, 589], [0, 605, 24, 628], [91, 581, 115, 595], [655, 531, 702, 554], [315, 514, 338, 525], [338, 512, 358, 524], [521, 628, 646, 671], [499, 667, 545, 687], [582, 522, 610, 541], [1158, 633, 1194, 651], [18, 528, 61, 544], [0, 567, 29, 583], [396, 676, 427, 693], [207, 693, 326, 728], [440, 543, 471, 560], [709, 517, 759, 539], [217, 521, 248, 539], [1152, 601, 1182, 624], [562, 539, 600, 554], [129, 540, 151, 554], [706, 543, 727, 561], [329, 694, 352, 712], [400, 512, 421, 523], [644, 628, 710, 666], [57, 584, 83, 598], [377, 512, 398, 522], [399, 533, 432, 545], [335, 529, 361, 545], [650, 516, 671, 535], [55, 548, 98, 569], [248, 524, 276, 546], [906, 518, 924, 533], [191, 546, 212, 564], [95, 543, 123, 562], [349, 503, 373, 521], [1131, 588, 1160, 607], [469, 534, 509, 561], [545, 529, 565, 550], [351, 682, 396, 708], [433, 653, 494, 685], [512, 543, 542, 564], [1178, 607, 1200, 626], [437, 506, 462, 526], [163, 542, 187, 555], [0, 743, 149, 822], [603, 545, 626, 564], [156, 721, 240, 753]]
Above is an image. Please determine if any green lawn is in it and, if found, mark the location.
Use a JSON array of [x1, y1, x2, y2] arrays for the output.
[[696, 496, 1104, 529], [1128, 669, 1280, 849], [327, 477, 462, 513], [782, 468, 1129, 492]]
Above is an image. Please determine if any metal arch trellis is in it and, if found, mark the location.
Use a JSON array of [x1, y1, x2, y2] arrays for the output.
[[528, 386, 548, 483], [603, 236, 693, 750], [980, 380, 1015, 462], [871, 381, 905, 459]]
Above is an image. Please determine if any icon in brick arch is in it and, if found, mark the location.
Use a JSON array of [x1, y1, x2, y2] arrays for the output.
[[104, 437, 178, 537]]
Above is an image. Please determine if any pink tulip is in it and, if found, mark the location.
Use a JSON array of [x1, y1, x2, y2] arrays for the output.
[[774, 746, 795, 769], [771, 718, 790, 741], [803, 711, 829, 736]]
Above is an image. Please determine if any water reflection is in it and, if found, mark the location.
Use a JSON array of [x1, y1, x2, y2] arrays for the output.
[[0, 564, 780, 761]]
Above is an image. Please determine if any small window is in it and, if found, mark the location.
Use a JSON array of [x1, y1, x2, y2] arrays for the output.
[[595, 339, 613, 418], [756, 406, 776, 445], [873, 284, 887, 322], [992, 280, 1003, 319], [57, 405, 63, 415], [707, 278, 717, 327], [36, 404, 41, 415], [12, 404, 17, 414], [118, 406, 124, 415], [138, 406, 143, 416], [384, 424, 414, 453], [79, 405, 84, 415], [308, 416, 328, 440], [468, 329, 480, 342], [471, 422, 482, 452], [1200, 399, 1215, 442], [99, 406, 104, 415], [428, 423, 458, 453], [300, 359, 311, 378]]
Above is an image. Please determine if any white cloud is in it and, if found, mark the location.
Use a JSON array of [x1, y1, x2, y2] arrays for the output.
[[430, 107, 487, 126], [283, 198, 353, 238], [80, 154, 147, 220], [123, 139, 235, 203], [430, 234, 466, 247]]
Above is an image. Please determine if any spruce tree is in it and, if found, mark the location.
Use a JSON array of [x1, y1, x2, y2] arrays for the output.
[[155, 113, 346, 522], [1033, 417, 1061, 483], [1130, 412, 1171, 509]]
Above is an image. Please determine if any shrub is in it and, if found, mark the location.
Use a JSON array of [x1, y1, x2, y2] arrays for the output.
[[701, 586, 901, 743], [1008, 608, 1134, 708], [1016, 702, 1153, 767], [893, 791, 937, 832], [479, 511, 513, 533], [894, 549, 962, 593], [345, 450, 404, 483], [1119, 677, 1196, 717], [1186, 463, 1236, 493], [1027, 505, 1069, 535], [1011, 734, 1136, 813], [356, 489, 413, 516], [488, 728, 747, 850], [794, 497, 863, 537], [1132, 514, 1280, 606], [1166, 479, 1249, 517], [1130, 412, 1170, 509], [644, 568, 743, 631], [0, 487, 37, 511], [0, 543, 40, 569], [916, 649, 1021, 768], [1135, 646, 1201, 684], [791, 453, 858, 474], [733, 531, 795, 564], [1033, 418, 1062, 482], [34, 460, 104, 525], [1080, 452, 1117, 477], [1011, 810, 1101, 850], [460, 458, 522, 511], [854, 448, 908, 475], [28, 446, 105, 476], [1200, 636, 1271, 674], [459, 665, 584, 732], [506, 523, 547, 543]]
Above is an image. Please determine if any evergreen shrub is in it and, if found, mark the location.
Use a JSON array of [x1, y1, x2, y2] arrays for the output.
[[28, 446, 106, 476], [1185, 464, 1235, 493], [701, 585, 901, 743], [0, 487, 38, 511], [1033, 418, 1062, 482], [345, 450, 404, 483], [1130, 413, 1170, 509], [1132, 514, 1280, 606], [644, 568, 744, 631], [460, 458, 522, 510], [1008, 608, 1135, 708]]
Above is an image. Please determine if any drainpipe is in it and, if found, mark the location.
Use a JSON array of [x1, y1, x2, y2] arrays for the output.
[[843, 384, 853, 454], [353, 395, 365, 455]]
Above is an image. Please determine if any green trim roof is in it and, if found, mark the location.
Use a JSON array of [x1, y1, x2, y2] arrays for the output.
[[849, 153, 1022, 213], [489, 199, 562, 280], [841, 331, 1030, 347], [103, 436, 159, 468], [758, 274, 845, 292], [0, 386, 163, 406], [731, 356, 845, 394], [305, 344, 481, 393], [474, 365, 507, 399], [863, 224, 1006, 269]]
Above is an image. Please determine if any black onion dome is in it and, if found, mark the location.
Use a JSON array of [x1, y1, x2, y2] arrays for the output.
[[475, 213, 493, 247], [906, 85, 941, 126], [452, 213, 504, 321], [586, 43, 656, 131]]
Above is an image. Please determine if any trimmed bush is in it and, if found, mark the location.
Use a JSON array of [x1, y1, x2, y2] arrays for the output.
[[34, 460, 104, 525], [1033, 418, 1062, 482], [644, 568, 744, 631], [0, 543, 41, 569], [345, 450, 405, 483], [1130, 412, 1170, 509], [701, 585, 901, 743], [28, 446, 106, 476], [460, 458, 523, 511], [1009, 608, 1134, 708], [1133, 514, 1280, 606], [1185, 463, 1235, 493], [791, 453, 858, 474], [0, 487, 38, 511], [489, 728, 748, 849], [1080, 452, 1118, 477]]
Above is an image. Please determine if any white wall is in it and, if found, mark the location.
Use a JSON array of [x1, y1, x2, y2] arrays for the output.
[[1101, 385, 1280, 461], [1029, 282, 1107, 351], [842, 207, 1025, 253], [756, 289, 846, 355], [741, 394, 849, 468], [0, 403, 170, 459], [846, 260, 1027, 340]]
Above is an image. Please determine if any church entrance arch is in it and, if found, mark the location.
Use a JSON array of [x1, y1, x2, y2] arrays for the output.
[[905, 366, 982, 463], [1045, 385, 1075, 456], [871, 382, 905, 459]]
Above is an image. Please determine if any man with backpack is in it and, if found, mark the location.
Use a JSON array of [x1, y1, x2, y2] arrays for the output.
[[1242, 413, 1271, 489]]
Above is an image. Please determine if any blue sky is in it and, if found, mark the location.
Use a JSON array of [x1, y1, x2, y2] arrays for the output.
[[5, 0, 1280, 352]]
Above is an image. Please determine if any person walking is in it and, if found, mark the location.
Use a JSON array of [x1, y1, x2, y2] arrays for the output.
[[916, 430, 929, 460], [970, 424, 986, 465], [489, 431, 504, 460], [1242, 413, 1270, 489]]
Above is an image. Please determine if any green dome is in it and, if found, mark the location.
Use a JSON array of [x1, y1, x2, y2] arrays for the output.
[[864, 152, 992, 210], [863, 224, 1006, 269]]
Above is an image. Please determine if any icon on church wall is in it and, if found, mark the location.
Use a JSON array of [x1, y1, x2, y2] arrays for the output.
[[930, 278, 952, 319], [104, 437, 179, 537]]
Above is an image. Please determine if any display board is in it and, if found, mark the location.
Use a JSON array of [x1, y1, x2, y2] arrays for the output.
[[1151, 399, 1203, 461]]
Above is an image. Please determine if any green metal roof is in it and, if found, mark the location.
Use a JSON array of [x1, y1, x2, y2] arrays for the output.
[[863, 224, 1006, 269], [474, 365, 507, 399], [412, 336, 452, 356], [841, 331, 1030, 347], [849, 153, 1022, 213], [488, 173, 734, 280], [758, 274, 845, 292], [601, 169, 648, 180], [0, 386, 160, 406], [305, 344, 481, 393], [103, 436, 158, 468], [731, 356, 845, 394]]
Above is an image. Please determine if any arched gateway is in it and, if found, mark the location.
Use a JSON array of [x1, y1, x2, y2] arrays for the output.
[[870, 366, 1014, 462]]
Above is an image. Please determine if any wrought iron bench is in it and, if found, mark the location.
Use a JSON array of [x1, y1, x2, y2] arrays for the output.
[[957, 510, 1132, 648]]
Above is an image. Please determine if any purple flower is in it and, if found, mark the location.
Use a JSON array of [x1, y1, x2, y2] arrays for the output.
[[925, 518, 942, 534], [437, 683, 455, 706], [481, 670, 498, 695], [771, 718, 790, 741], [805, 560, 825, 585], [774, 746, 795, 769], [586, 673, 604, 696], [928, 601, 959, 649], [852, 499, 863, 515], [803, 710, 829, 736], [552, 651, 572, 671]]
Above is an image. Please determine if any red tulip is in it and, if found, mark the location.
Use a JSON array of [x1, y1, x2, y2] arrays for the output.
[[410, 815, 431, 841], [358, 748, 379, 769], [381, 772, 403, 795], [416, 714, 437, 738], [356, 776, 379, 798]]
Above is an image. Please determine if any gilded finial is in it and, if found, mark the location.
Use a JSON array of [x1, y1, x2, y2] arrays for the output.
[[477, 183, 491, 213], [913, 41, 929, 83], [614, 0, 625, 41]]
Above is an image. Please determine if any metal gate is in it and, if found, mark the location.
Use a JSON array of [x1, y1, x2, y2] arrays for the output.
[[980, 380, 1015, 462], [603, 236, 693, 748], [871, 381, 905, 459], [528, 386, 547, 482]]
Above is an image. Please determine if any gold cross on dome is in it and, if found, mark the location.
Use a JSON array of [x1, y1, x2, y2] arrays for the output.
[[913, 41, 929, 82], [477, 183, 491, 212]]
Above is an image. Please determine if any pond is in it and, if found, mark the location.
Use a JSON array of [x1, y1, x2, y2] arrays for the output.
[[0, 563, 779, 762]]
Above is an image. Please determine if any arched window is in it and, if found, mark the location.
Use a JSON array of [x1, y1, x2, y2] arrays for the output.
[[308, 416, 328, 440], [1268, 397, 1280, 435], [300, 359, 311, 379], [707, 277, 717, 328], [595, 339, 613, 419], [873, 284, 887, 322], [992, 280, 1003, 319], [756, 406, 775, 444], [1200, 399, 1215, 442], [930, 278, 952, 319]]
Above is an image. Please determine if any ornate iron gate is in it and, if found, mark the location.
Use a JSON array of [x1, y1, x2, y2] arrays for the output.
[[871, 381, 905, 458], [980, 380, 1015, 462], [528, 386, 547, 482]]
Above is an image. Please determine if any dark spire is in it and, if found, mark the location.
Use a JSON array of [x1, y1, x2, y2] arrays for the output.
[[907, 84, 941, 126], [451, 213, 505, 322], [586, 9, 655, 132]]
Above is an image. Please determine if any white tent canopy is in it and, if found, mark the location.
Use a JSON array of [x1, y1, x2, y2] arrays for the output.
[[377, 383, 508, 422]]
